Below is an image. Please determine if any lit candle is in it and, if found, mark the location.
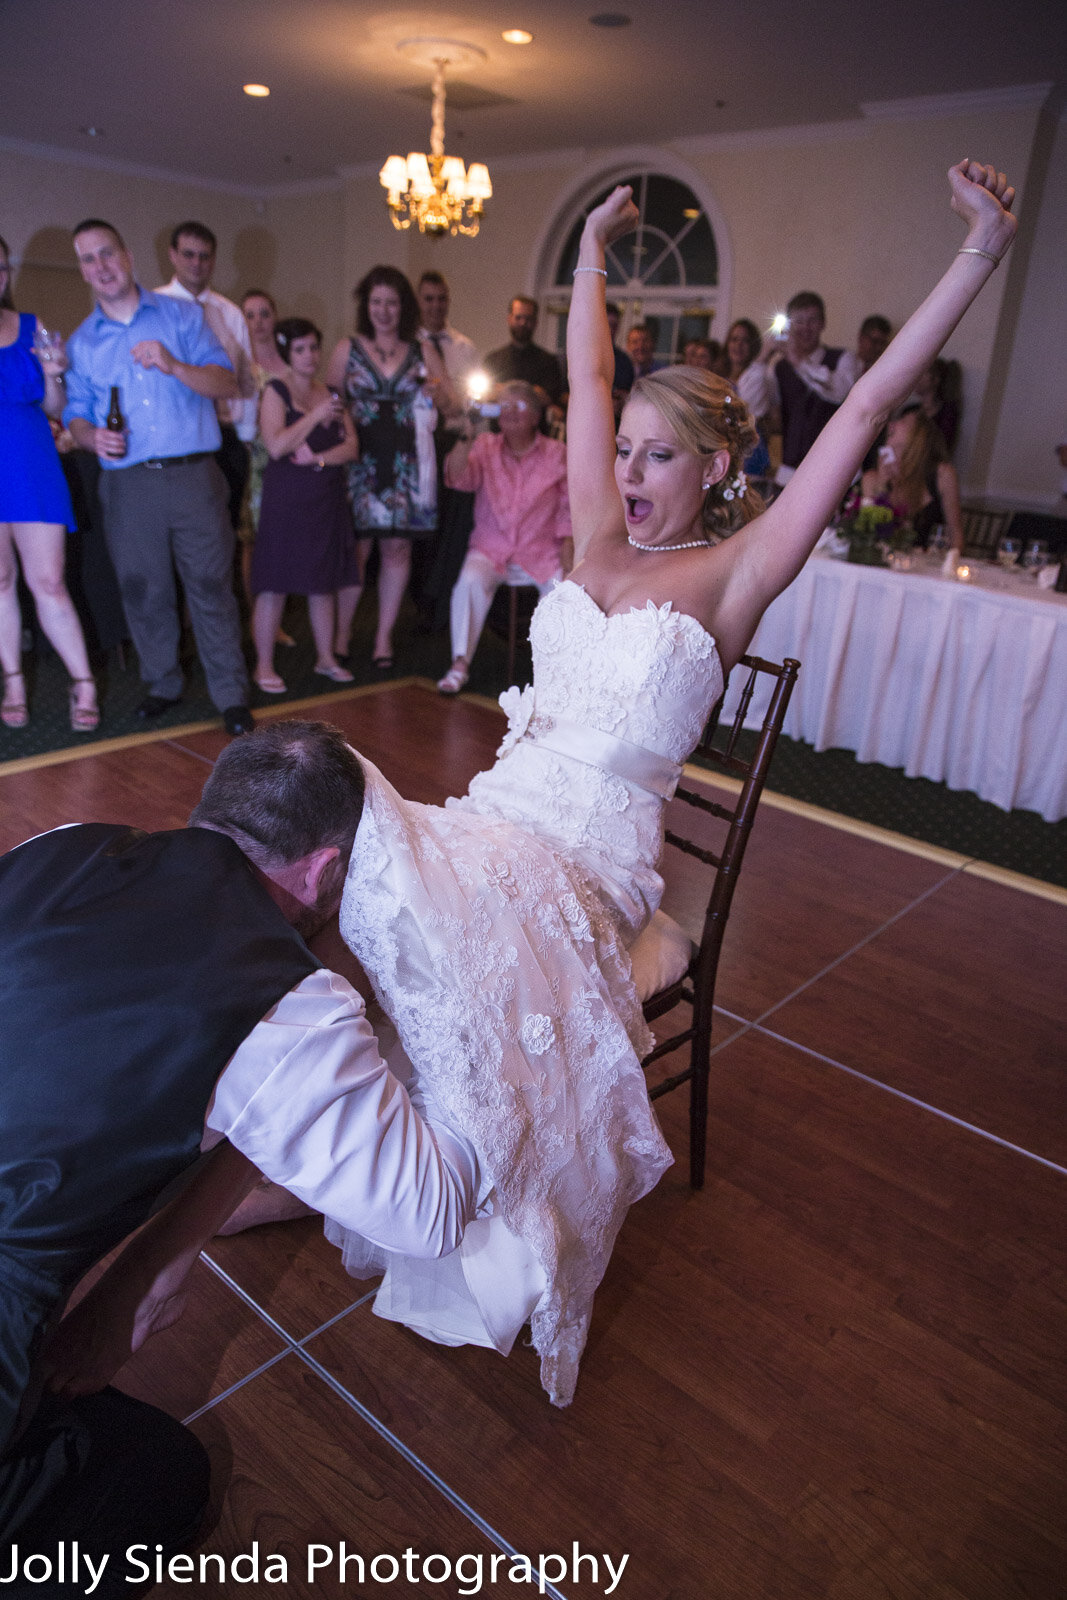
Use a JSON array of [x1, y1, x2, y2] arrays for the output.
[[956, 564, 971, 582], [467, 370, 490, 402]]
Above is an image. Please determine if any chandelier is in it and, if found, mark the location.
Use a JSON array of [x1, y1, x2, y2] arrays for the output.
[[379, 48, 492, 238]]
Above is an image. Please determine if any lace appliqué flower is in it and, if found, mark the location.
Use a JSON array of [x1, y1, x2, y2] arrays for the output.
[[497, 684, 535, 757], [521, 1013, 557, 1056]]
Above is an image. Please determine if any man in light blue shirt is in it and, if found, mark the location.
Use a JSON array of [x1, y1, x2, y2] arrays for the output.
[[64, 219, 253, 734]]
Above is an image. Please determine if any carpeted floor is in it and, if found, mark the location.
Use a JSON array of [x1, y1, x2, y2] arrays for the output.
[[4, 583, 1065, 888]]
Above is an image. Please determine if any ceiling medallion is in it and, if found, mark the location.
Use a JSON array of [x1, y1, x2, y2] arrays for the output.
[[379, 39, 492, 239]]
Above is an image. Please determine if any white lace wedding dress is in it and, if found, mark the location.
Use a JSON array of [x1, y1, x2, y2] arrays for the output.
[[335, 581, 724, 1404]]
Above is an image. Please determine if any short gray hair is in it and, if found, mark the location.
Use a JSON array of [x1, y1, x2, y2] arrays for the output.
[[190, 720, 365, 867]]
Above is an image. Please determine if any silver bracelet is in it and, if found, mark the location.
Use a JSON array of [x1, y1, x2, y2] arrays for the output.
[[573, 266, 608, 277], [958, 247, 1000, 266]]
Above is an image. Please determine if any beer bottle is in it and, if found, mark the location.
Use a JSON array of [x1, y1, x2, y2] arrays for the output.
[[105, 385, 127, 456]]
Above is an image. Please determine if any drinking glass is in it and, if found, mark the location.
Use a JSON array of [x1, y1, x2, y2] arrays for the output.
[[1022, 539, 1049, 572], [928, 523, 948, 555], [996, 536, 1021, 570]]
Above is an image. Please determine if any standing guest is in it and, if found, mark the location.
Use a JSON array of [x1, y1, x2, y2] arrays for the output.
[[436, 381, 572, 695], [416, 270, 480, 407], [625, 323, 663, 381], [605, 301, 634, 410], [770, 290, 856, 483], [838, 314, 892, 388], [64, 219, 253, 735], [156, 222, 257, 531], [326, 267, 451, 671], [725, 318, 776, 478], [914, 357, 963, 456], [861, 406, 964, 551], [484, 296, 565, 409], [0, 234, 99, 731], [682, 337, 725, 375], [238, 289, 289, 619], [414, 270, 480, 628], [250, 318, 361, 694]]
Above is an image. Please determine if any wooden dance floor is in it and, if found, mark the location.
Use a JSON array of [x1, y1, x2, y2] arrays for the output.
[[3, 681, 1065, 1599]]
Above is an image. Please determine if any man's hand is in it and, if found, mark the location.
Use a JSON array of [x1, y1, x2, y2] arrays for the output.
[[130, 338, 178, 375], [93, 426, 128, 461]]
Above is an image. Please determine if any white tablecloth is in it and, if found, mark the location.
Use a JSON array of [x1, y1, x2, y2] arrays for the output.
[[722, 552, 1067, 821]]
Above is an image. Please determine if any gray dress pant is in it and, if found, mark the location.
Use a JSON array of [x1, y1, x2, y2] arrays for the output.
[[98, 458, 248, 709]]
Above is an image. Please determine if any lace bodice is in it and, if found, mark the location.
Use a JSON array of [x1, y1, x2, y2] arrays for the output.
[[450, 580, 724, 940]]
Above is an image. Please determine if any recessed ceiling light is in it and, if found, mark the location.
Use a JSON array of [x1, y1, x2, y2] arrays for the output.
[[589, 12, 632, 26], [502, 28, 534, 44], [243, 83, 270, 98], [78, 125, 105, 137]]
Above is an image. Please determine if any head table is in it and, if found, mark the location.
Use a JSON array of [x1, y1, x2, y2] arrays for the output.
[[722, 548, 1067, 822]]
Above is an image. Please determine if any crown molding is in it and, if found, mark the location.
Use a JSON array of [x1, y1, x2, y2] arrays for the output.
[[0, 134, 342, 199], [860, 82, 1054, 121]]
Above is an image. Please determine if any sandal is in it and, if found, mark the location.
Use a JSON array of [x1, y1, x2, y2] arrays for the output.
[[314, 661, 355, 683], [372, 655, 394, 674], [436, 662, 469, 696], [1, 670, 28, 729], [69, 677, 100, 733], [254, 670, 287, 695]]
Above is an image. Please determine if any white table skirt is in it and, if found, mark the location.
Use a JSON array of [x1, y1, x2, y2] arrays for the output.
[[722, 553, 1067, 822]]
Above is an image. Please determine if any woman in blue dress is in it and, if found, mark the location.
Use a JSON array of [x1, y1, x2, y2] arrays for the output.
[[0, 235, 98, 731]]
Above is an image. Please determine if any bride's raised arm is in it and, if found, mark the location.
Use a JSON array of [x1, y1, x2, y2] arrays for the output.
[[737, 161, 1016, 613], [565, 186, 640, 560]]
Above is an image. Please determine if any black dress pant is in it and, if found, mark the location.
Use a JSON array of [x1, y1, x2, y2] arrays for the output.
[[1, 1388, 209, 1598]]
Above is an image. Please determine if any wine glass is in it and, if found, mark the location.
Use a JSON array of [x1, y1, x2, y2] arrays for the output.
[[32, 325, 65, 370], [1022, 539, 1049, 573], [996, 536, 1020, 570]]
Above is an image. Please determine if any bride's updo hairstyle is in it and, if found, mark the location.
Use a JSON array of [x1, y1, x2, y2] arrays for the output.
[[631, 367, 764, 536]]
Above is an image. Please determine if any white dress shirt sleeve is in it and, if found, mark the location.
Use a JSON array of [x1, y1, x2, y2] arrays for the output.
[[205, 969, 481, 1258]]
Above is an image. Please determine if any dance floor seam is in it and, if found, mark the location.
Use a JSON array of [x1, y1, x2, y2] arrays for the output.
[[749, 1024, 1067, 1178], [290, 1344, 572, 1600]]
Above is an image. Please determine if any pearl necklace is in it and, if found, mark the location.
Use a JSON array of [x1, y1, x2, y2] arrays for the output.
[[627, 534, 711, 552]]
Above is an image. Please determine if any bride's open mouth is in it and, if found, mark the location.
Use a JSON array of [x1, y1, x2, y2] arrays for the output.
[[625, 496, 653, 524]]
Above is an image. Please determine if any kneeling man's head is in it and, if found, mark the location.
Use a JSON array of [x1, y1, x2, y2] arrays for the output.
[[190, 720, 364, 936]]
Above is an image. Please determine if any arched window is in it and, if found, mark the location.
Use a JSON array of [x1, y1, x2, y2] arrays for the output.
[[541, 171, 723, 364]]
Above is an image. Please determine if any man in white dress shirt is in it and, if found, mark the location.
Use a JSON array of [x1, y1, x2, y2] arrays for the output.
[[416, 271, 482, 628], [0, 720, 479, 1579], [156, 221, 257, 529]]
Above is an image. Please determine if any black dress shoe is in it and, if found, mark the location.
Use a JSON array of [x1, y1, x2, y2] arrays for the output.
[[135, 694, 181, 720], [222, 704, 255, 736]]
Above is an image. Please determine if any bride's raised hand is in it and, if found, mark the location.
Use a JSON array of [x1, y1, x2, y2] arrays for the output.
[[583, 185, 639, 250], [949, 159, 1017, 259]]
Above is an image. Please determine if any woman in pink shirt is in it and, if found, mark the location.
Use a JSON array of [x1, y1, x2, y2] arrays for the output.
[[437, 381, 573, 694]]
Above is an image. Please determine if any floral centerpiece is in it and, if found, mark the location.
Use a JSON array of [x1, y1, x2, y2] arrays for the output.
[[835, 488, 916, 567]]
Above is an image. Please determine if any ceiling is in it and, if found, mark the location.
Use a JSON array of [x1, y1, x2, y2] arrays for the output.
[[3, 0, 1064, 191]]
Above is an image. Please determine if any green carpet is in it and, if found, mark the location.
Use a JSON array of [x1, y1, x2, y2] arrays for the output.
[[3, 586, 1065, 890]]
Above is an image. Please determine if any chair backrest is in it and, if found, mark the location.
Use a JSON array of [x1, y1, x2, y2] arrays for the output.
[[961, 506, 1013, 558], [663, 653, 800, 997]]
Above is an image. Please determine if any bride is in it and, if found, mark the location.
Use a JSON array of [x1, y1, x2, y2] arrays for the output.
[[319, 162, 1017, 1404], [47, 163, 1017, 1410]]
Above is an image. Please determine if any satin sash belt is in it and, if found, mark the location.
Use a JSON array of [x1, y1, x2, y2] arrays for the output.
[[523, 717, 683, 799]]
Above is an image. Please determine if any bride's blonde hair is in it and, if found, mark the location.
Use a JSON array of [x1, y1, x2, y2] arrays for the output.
[[630, 366, 764, 535]]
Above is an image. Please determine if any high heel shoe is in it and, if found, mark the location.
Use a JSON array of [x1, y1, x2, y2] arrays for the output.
[[1, 671, 28, 729], [69, 677, 100, 733]]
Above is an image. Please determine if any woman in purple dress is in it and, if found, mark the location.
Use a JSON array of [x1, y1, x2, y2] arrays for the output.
[[250, 318, 361, 694], [0, 234, 98, 731]]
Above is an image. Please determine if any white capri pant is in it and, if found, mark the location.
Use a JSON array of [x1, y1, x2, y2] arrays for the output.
[[449, 549, 560, 662]]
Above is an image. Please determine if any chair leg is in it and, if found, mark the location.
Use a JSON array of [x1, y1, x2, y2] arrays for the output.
[[506, 586, 519, 684], [688, 1008, 712, 1189]]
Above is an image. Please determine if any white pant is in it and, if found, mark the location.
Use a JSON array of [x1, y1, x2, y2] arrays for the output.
[[449, 550, 559, 662]]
